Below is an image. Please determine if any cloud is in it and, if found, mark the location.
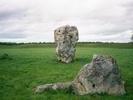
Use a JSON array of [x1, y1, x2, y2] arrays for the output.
[[0, 0, 133, 42], [0, 33, 26, 39], [0, 8, 25, 21]]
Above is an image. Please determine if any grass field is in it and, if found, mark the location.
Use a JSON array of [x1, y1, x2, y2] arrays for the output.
[[0, 43, 133, 100]]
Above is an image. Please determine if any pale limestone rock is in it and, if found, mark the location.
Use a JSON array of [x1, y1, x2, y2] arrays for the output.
[[54, 25, 79, 63], [71, 55, 126, 95], [35, 82, 71, 93]]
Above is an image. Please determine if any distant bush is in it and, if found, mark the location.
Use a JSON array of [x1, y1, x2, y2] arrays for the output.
[[0, 53, 12, 60]]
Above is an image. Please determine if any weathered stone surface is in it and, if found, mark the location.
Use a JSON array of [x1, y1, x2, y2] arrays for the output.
[[35, 82, 71, 93], [71, 55, 126, 95], [54, 25, 79, 63], [35, 55, 126, 95]]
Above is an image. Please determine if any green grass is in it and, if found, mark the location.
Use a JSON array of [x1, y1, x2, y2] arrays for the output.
[[0, 43, 133, 100]]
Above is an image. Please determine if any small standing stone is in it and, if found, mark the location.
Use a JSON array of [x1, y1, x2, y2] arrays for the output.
[[72, 55, 126, 95], [54, 25, 79, 63]]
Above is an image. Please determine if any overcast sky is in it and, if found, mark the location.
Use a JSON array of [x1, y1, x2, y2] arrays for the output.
[[0, 0, 133, 43]]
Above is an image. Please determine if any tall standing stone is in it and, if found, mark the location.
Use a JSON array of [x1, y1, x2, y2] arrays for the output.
[[54, 25, 79, 63]]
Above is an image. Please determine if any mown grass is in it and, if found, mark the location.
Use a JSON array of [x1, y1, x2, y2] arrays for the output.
[[0, 43, 133, 100]]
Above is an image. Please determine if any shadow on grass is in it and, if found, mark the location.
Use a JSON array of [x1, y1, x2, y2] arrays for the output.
[[75, 57, 91, 63], [0, 53, 13, 60]]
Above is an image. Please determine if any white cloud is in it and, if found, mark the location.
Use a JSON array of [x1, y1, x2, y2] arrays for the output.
[[0, 0, 133, 42]]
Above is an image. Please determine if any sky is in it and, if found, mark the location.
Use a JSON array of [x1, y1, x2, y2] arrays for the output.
[[0, 0, 133, 43]]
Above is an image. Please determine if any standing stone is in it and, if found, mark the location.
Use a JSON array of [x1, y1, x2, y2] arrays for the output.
[[72, 55, 126, 95], [54, 25, 79, 63], [35, 55, 126, 95]]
